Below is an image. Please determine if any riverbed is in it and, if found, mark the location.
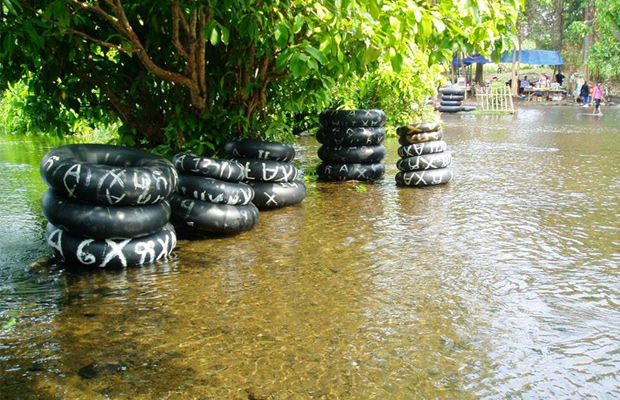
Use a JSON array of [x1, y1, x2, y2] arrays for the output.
[[1, 106, 620, 399]]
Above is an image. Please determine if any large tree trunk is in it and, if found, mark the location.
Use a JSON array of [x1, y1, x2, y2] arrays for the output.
[[475, 63, 484, 85], [582, 0, 596, 78]]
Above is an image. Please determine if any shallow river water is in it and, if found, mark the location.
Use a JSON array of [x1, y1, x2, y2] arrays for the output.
[[2, 106, 620, 399]]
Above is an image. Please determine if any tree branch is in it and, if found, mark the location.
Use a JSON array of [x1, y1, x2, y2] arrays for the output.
[[172, 2, 189, 58], [73, 0, 198, 93], [197, 5, 208, 96], [54, 28, 137, 52]]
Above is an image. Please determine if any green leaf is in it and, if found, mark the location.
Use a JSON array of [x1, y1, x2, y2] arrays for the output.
[[307, 57, 318, 71], [305, 46, 327, 64], [389, 16, 400, 32], [293, 15, 305, 33], [220, 25, 230, 45], [319, 37, 331, 53], [391, 52, 403, 73], [362, 45, 382, 65], [432, 15, 446, 33], [2, 0, 21, 15], [275, 23, 289, 47], [276, 48, 294, 71], [368, 0, 381, 19], [209, 26, 219, 45]]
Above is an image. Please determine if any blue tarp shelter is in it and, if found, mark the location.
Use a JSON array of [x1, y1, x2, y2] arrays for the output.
[[453, 50, 564, 66]]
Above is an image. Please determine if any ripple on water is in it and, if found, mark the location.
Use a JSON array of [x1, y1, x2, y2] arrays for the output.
[[3, 111, 620, 398]]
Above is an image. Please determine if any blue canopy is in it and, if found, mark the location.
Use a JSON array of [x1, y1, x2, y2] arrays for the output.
[[453, 50, 564, 66]]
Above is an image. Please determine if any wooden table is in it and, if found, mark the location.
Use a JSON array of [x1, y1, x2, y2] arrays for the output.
[[523, 88, 566, 101]]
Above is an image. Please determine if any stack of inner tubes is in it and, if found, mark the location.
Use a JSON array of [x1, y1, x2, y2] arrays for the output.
[[40, 144, 178, 269], [224, 139, 305, 209], [437, 86, 476, 113], [395, 121, 454, 187], [316, 109, 387, 181], [171, 154, 259, 233]]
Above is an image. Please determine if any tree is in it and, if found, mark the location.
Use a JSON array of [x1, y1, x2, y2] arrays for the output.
[[586, 0, 620, 79], [1, 0, 521, 153]]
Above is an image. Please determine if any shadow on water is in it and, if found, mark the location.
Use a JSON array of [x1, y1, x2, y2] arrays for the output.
[[3, 106, 620, 399]]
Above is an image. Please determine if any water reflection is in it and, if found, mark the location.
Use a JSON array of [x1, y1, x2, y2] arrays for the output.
[[2, 107, 620, 398]]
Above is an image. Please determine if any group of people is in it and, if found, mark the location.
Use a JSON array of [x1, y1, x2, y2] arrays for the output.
[[518, 71, 557, 94], [519, 70, 605, 114], [579, 82, 604, 114]]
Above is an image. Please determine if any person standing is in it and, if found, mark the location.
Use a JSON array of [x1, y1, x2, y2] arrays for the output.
[[519, 76, 529, 95], [580, 81, 590, 106], [568, 72, 577, 95], [593, 82, 604, 114], [556, 70, 565, 87], [538, 72, 549, 87], [576, 75, 585, 98]]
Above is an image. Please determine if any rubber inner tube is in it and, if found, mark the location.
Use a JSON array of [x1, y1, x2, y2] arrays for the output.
[[318, 145, 387, 163], [440, 87, 466, 96], [398, 141, 448, 158], [319, 109, 386, 128], [396, 152, 452, 172], [395, 168, 453, 187], [398, 131, 443, 146], [40, 144, 178, 206], [440, 100, 462, 106], [436, 106, 462, 113], [232, 158, 299, 182], [316, 162, 385, 181], [41, 189, 171, 239], [169, 193, 259, 233], [247, 180, 306, 209], [176, 174, 254, 205], [460, 106, 477, 112], [441, 94, 465, 101], [223, 139, 295, 162], [46, 222, 177, 269], [173, 153, 245, 182], [396, 121, 442, 136], [316, 127, 386, 146]]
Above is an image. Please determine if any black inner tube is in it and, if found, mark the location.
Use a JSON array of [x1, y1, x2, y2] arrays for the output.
[[396, 152, 452, 172], [46, 222, 177, 269], [317, 162, 385, 181], [41, 189, 171, 239], [232, 158, 299, 182], [177, 174, 254, 205], [318, 145, 387, 163], [316, 127, 386, 146], [40, 144, 178, 206], [397, 141, 448, 158], [173, 153, 245, 182], [398, 131, 443, 146], [395, 168, 453, 187], [169, 193, 260, 233], [396, 121, 442, 135], [319, 109, 386, 128], [223, 139, 296, 162], [247, 180, 306, 209]]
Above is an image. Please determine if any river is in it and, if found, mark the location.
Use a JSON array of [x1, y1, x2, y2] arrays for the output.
[[1, 106, 620, 399]]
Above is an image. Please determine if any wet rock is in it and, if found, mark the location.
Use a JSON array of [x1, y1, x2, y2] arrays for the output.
[[246, 389, 270, 400], [78, 361, 127, 379]]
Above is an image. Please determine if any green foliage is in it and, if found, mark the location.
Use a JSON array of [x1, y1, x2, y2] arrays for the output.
[[1, 0, 521, 153], [0, 76, 119, 140], [353, 184, 367, 193], [587, 0, 620, 79], [1, 317, 18, 332]]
